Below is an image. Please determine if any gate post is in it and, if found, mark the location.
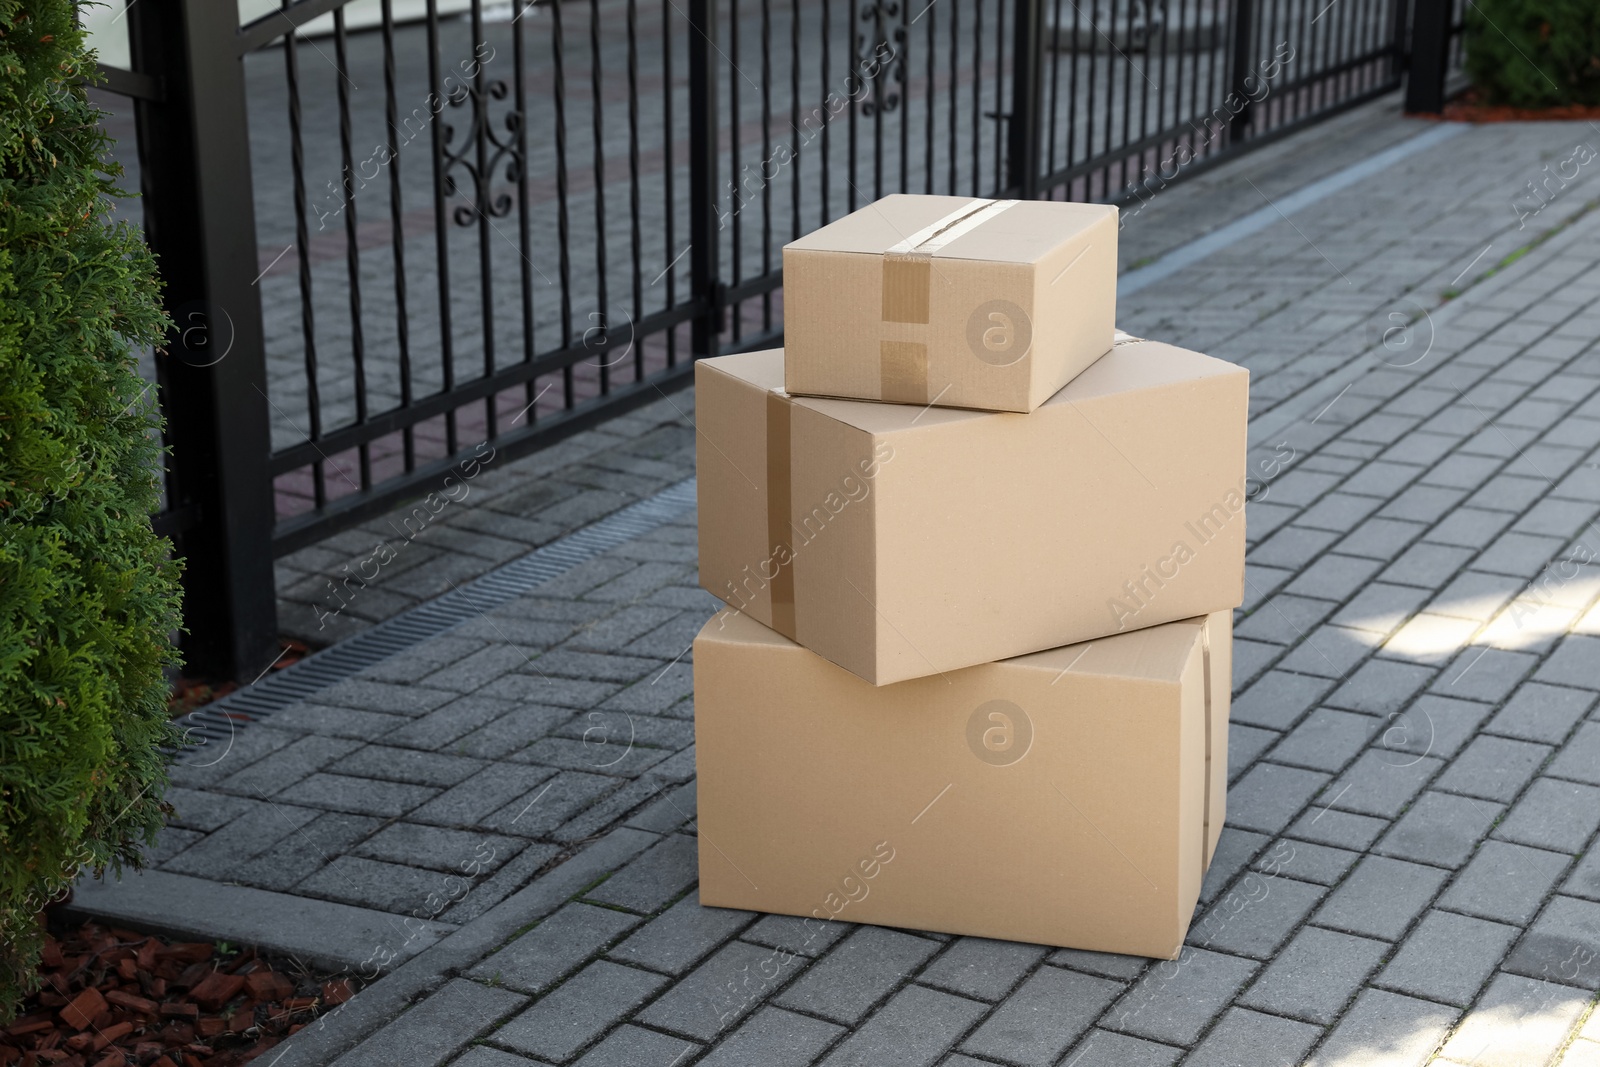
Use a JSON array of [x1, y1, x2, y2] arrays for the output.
[[1405, 0, 1454, 113], [1006, 0, 1045, 199], [688, 0, 723, 357], [128, 0, 279, 680]]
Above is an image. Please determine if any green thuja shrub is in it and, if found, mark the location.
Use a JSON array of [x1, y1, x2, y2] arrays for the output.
[[0, 0, 183, 1019], [1464, 0, 1600, 107]]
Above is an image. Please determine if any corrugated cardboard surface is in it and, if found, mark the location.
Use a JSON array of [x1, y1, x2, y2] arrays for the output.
[[694, 610, 1232, 959], [695, 342, 1249, 685], [782, 193, 1118, 413]]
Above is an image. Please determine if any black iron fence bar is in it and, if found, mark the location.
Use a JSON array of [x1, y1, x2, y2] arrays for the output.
[[1004, 0, 1043, 198], [238, 0, 349, 54], [379, 0, 418, 474], [265, 299, 710, 475], [688, 0, 722, 359], [272, 363, 698, 553], [333, 10, 373, 489], [1405, 0, 1454, 112]]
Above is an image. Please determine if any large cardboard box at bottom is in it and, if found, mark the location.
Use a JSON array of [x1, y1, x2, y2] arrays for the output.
[[695, 609, 1231, 960]]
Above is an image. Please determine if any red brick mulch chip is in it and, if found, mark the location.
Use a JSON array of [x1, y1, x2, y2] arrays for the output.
[[2, 923, 360, 1067]]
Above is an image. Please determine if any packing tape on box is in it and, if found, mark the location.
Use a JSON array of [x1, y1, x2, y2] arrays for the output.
[[765, 390, 798, 640], [879, 198, 1019, 404], [1200, 619, 1215, 878]]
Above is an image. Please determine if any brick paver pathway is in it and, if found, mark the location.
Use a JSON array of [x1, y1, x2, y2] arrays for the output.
[[99, 98, 1600, 1066]]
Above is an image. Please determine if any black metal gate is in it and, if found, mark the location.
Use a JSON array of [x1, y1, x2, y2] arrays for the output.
[[94, 0, 1462, 677]]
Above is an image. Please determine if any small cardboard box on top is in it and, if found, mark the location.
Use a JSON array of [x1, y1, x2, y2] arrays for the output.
[[695, 340, 1249, 685], [782, 194, 1118, 413], [694, 608, 1233, 959]]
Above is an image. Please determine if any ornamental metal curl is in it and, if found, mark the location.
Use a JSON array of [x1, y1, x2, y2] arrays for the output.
[[440, 76, 524, 228], [855, 0, 906, 117]]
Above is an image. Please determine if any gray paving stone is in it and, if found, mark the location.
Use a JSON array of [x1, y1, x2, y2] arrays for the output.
[[387, 695, 518, 751], [1495, 777, 1600, 854], [1303, 988, 1458, 1067], [609, 891, 754, 974], [446, 1047, 544, 1067], [1549, 721, 1600, 785], [1286, 804, 1389, 851], [1199, 829, 1272, 905], [406, 763, 558, 828], [1268, 709, 1382, 772], [1430, 569, 1524, 622], [1333, 582, 1433, 637], [216, 734, 365, 796], [583, 833, 698, 913], [1567, 849, 1600, 903], [773, 926, 942, 1026], [571, 1024, 699, 1067], [741, 914, 853, 959], [331, 978, 526, 1067], [1237, 925, 1388, 1025], [917, 937, 1048, 1002], [1380, 694, 1495, 761], [1441, 840, 1574, 926], [494, 961, 669, 1061], [1325, 658, 1436, 715], [1323, 751, 1443, 819], [469, 902, 641, 993], [1434, 645, 1539, 703], [1188, 873, 1326, 959], [1380, 542, 1475, 589], [958, 966, 1120, 1065], [1056, 1030, 1182, 1067], [331, 745, 488, 787], [1274, 625, 1375, 679], [278, 773, 439, 817], [1048, 948, 1148, 981], [319, 679, 457, 715], [1374, 790, 1503, 868], [440, 841, 563, 925], [482, 770, 621, 836], [1257, 839, 1362, 885], [1314, 855, 1450, 941], [159, 802, 322, 877], [1102, 948, 1258, 1046], [1183, 1007, 1321, 1067], [694, 1006, 844, 1067], [296, 854, 459, 915], [1228, 763, 1332, 834], [1228, 724, 1279, 781], [1231, 671, 1336, 730], [1504, 896, 1600, 990], [817, 984, 987, 1067], [1337, 516, 1427, 560], [354, 823, 522, 874], [1438, 972, 1592, 1066], [637, 939, 798, 1041], [1235, 595, 1339, 647], [1536, 635, 1600, 689], [1286, 554, 1385, 601], [1374, 909, 1520, 1006], [1434, 735, 1553, 802]]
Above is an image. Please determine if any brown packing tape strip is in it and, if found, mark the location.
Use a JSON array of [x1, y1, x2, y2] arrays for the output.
[[878, 199, 1019, 403], [766, 391, 797, 640], [880, 341, 929, 405], [1200, 620, 1214, 879]]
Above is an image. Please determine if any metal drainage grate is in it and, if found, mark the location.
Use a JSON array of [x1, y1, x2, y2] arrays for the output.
[[176, 477, 698, 748]]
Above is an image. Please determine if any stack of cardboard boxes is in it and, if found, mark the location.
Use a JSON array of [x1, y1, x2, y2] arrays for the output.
[[691, 194, 1249, 960]]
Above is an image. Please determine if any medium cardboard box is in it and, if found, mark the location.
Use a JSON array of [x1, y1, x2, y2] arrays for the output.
[[782, 193, 1117, 413], [695, 341, 1248, 685], [694, 608, 1232, 959]]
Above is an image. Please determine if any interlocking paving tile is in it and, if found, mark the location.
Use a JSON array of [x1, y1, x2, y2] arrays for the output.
[[1188, 874, 1326, 959], [1373, 790, 1503, 868], [1199, 829, 1272, 904], [1302, 988, 1458, 1067], [494, 961, 668, 1061], [468, 901, 641, 993], [773, 926, 942, 1026], [330, 979, 526, 1067], [1313, 856, 1450, 941], [1256, 839, 1363, 885], [957, 966, 1120, 1064], [1321, 751, 1442, 819], [1438, 973, 1591, 1067], [1183, 1007, 1321, 1067], [1503, 896, 1600, 990], [1227, 763, 1332, 834], [917, 937, 1048, 1001], [1494, 778, 1600, 854], [1549, 721, 1600, 785], [693, 1007, 844, 1067], [1440, 841, 1575, 925], [1433, 735, 1553, 802], [1373, 910, 1520, 1006], [608, 891, 754, 974], [1267, 709, 1383, 772], [816, 985, 987, 1067], [636, 940, 800, 1041], [1566, 849, 1600, 904], [1057, 1030, 1183, 1067], [1102, 948, 1258, 1046], [570, 1024, 699, 1067], [1237, 925, 1388, 1025]]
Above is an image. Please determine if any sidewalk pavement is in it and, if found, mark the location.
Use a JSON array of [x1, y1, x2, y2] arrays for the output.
[[77, 92, 1600, 1066]]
